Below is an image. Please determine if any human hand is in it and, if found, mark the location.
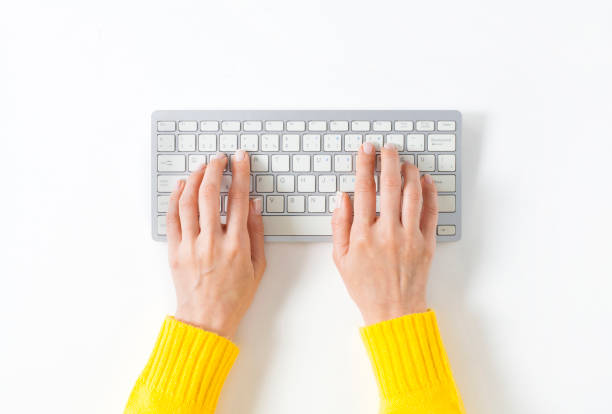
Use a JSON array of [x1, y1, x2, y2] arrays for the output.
[[331, 142, 439, 325], [166, 150, 266, 338]]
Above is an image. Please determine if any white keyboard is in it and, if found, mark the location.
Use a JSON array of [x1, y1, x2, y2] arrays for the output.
[[151, 110, 461, 241]]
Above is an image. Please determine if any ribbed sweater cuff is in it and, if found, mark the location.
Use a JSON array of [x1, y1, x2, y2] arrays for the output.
[[133, 316, 239, 413], [360, 310, 457, 402]]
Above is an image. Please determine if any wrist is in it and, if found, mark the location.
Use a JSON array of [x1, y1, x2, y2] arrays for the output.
[[360, 300, 427, 326], [175, 306, 238, 338]]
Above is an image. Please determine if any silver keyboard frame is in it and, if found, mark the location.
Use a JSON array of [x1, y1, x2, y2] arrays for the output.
[[151, 110, 461, 242]]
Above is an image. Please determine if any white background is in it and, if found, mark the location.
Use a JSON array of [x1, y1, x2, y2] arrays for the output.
[[1, 1, 611, 413]]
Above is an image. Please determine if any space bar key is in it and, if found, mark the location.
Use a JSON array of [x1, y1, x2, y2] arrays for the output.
[[262, 216, 332, 236]]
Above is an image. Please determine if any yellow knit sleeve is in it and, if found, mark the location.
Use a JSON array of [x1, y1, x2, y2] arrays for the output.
[[360, 310, 465, 414], [124, 317, 239, 414]]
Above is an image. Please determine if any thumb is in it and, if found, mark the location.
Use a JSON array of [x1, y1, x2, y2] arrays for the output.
[[331, 191, 352, 260]]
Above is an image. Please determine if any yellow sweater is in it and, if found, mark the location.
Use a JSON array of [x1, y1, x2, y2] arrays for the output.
[[125, 310, 465, 414]]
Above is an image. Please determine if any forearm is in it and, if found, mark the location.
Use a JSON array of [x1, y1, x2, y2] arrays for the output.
[[361, 310, 465, 414], [124, 317, 238, 414]]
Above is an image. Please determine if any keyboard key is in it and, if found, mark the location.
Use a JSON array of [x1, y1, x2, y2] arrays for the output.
[[416, 121, 434, 131], [266, 195, 284, 212], [385, 134, 404, 151], [271, 155, 290, 172], [318, 175, 337, 192], [157, 175, 187, 192], [302, 134, 321, 151], [406, 134, 425, 151], [297, 175, 316, 192], [240, 134, 259, 151], [328, 195, 338, 212], [399, 154, 415, 165], [265, 121, 283, 131], [282, 134, 300, 151], [308, 121, 327, 131], [219, 134, 238, 151], [437, 225, 456, 236], [313, 154, 331, 171], [243, 121, 262, 131], [251, 155, 268, 172], [437, 121, 456, 131], [340, 175, 356, 192], [178, 134, 196, 151], [352, 121, 370, 131], [256, 175, 274, 192], [365, 134, 383, 150], [157, 215, 167, 235], [345, 134, 363, 151], [438, 154, 456, 172], [417, 155, 435, 172], [200, 121, 219, 131], [221, 121, 241, 131], [373, 121, 391, 131], [157, 196, 170, 213], [188, 155, 206, 171], [428, 134, 455, 151], [334, 154, 352, 172], [394, 121, 413, 131], [277, 175, 294, 192], [157, 121, 175, 132], [262, 216, 332, 235], [287, 121, 305, 131], [157, 134, 175, 151], [198, 134, 217, 151], [220, 175, 232, 192], [330, 121, 349, 131], [178, 121, 198, 132], [438, 195, 456, 212], [292, 155, 311, 172], [158, 155, 185, 172], [308, 196, 325, 213], [261, 134, 279, 151], [287, 196, 305, 213], [431, 175, 455, 192], [323, 134, 342, 151]]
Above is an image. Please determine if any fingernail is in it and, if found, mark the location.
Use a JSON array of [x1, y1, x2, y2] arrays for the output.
[[384, 142, 397, 151], [234, 149, 246, 161], [253, 197, 263, 215], [213, 152, 226, 160], [424, 174, 433, 184], [336, 191, 344, 209], [362, 142, 374, 154]]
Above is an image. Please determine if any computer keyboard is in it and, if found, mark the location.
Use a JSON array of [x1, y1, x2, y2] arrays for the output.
[[151, 110, 461, 242]]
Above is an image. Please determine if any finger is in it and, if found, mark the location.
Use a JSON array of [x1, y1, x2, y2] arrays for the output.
[[400, 162, 423, 231], [331, 191, 353, 259], [420, 174, 439, 243], [380, 143, 402, 223], [167, 179, 185, 247], [353, 142, 377, 225], [227, 150, 251, 234], [247, 198, 266, 280], [198, 153, 227, 234], [179, 164, 206, 239]]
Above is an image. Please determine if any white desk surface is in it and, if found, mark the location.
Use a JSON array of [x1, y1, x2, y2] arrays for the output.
[[1, 1, 611, 413]]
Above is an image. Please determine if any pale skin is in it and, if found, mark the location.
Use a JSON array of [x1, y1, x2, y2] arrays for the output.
[[166, 142, 438, 338]]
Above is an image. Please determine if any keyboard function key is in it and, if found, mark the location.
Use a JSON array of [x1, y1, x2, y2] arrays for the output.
[[157, 134, 175, 151], [221, 121, 241, 131], [437, 225, 456, 236], [428, 134, 456, 151], [373, 121, 391, 131], [265, 121, 284, 131], [416, 121, 435, 131], [352, 121, 370, 131], [330, 121, 349, 131], [438, 195, 456, 213], [158, 155, 186, 172], [431, 175, 456, 192], [157, 175, 188, 192], [157, 121, 176, 132], [200, 121, 219, 131], [243, 121, 262, 131], [286, 121, 306, 132], [308, 121, 327, 131], [437, 121, 456, 131], [394, 121, 413, 131], [178, 121, 198, 132]]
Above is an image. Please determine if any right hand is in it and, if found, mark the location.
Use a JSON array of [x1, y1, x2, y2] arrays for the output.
[[331, 142, 439, 325]]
